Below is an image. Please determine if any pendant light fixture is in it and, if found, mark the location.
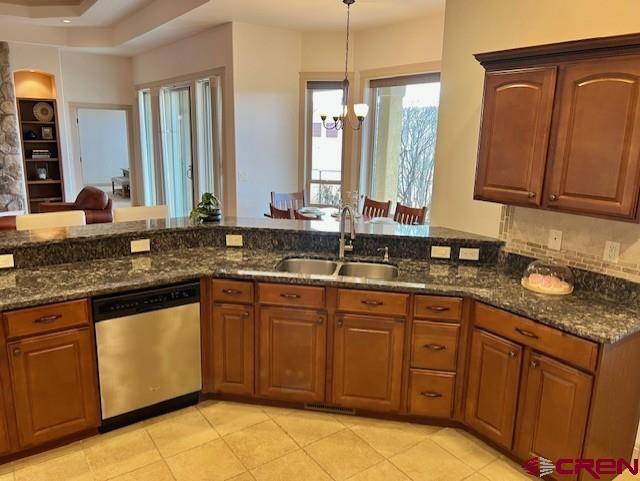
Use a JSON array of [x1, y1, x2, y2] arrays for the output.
[[320, 0, 369, 131]]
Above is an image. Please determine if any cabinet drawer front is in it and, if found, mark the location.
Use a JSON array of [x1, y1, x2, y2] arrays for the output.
[[411, 321, 459, 371], [4, 300, 89, 339], [408, 370, 455, 418], [337, 289, 408, 317], [258, 283, 325, 309], [474, 303, 598, 372], [212, 280, 254, 304], [414, 296, 462, 321]]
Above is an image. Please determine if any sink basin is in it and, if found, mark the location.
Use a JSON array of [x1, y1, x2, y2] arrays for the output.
[[276, 258, 338, 276], [338, 262, 399, 281]]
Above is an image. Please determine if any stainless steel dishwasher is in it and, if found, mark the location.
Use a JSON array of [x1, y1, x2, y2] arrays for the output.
[[93, 281, 202, 431]]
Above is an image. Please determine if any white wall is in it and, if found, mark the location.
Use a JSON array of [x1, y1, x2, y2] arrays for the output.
[[430, 0, 640, 237], [232, 22, 302, 218]]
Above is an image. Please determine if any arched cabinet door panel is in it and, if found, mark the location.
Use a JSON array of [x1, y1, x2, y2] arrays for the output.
[[474, 67, 557, 206], [544, 56, 640, 218]]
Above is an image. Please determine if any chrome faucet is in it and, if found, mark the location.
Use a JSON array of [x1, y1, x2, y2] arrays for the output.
[[339, 204, 356, 259]]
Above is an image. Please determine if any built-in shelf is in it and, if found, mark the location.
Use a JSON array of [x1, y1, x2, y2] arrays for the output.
[[17, 97, 65, 213], [27, 180, 62, 185]]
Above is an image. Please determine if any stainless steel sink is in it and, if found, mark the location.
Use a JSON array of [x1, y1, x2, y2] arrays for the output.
[[338, 262, 399, 281], [276, 258, 338, 276]]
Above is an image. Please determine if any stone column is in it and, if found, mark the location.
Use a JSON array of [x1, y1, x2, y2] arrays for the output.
[[0, 41, 26, 213]]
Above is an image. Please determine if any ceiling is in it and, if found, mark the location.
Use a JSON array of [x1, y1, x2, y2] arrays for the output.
[[0, 0, 445, 55]]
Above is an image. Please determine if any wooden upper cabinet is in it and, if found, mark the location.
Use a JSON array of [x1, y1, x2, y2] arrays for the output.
[[332, 314, 405, 412], [211, 304, 254, 396], [474, 67, 557, 206], [257, 306, 326, 402], [516, 353, 593, 480], [465, 329, 522, 449], [544, 56, 640, 219], [9, 328, 100, 448]]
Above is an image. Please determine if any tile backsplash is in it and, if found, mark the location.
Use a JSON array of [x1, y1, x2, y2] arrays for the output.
[[499, 205, 640, 283]]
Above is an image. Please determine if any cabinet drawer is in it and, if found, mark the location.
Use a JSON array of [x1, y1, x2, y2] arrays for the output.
[[4, 300, 89, 339], [407, 370, 455, 418], [474, 303, 599, 372], [212, 279, 254, 304], [411, 321, 459, 371], [414, 296, 462, 321], [337, 289, 408, 317], [258, 283, 325, 309]]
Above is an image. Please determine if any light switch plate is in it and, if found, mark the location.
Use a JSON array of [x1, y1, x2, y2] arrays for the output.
[[459, 248, 480, 261], [548, 229, 563, 251], [130, 239, 151, 254], [603, 241, 620, 263], [0, 254, 14, 269], [431, 246, 452, 260], [226, 234, 244, 247]]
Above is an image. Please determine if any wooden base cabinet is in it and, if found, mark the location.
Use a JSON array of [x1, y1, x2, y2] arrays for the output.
[[9, 328, 99, 448], [211, 304, 254, 395], [465, 329, 522, 449], [257, 306, 326, 402], [332, 314, 405, 412], [515, 353, 593, 481]]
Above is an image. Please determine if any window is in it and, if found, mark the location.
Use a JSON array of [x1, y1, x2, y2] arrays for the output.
[[366, 73, 440, 216], [305, 81, 345, 206], [138, 89, 156, 206]]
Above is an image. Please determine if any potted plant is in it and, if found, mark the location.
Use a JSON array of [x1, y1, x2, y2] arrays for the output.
[[190, 193, 222, 223]]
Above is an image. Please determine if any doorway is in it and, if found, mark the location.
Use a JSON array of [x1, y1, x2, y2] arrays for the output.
[[73, 105, 135, 208]]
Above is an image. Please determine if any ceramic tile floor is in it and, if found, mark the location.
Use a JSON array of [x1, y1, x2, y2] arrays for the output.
[[0, 401, 633, 481]]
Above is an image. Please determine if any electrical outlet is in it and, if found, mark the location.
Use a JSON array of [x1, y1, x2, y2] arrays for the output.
[[548, 229, 563, 251], [130, 239, 151, 254], [226, 234, 244, 247], [431, 246, 452, 259], [603, 241, 620, 263], [0, 254, 14, 269], [459, 248, 480, 261]]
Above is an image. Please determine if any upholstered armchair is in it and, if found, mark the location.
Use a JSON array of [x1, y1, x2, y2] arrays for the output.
[[40, 186, 113, 224]]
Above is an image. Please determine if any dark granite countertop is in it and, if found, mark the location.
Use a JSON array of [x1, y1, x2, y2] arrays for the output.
[[0, 216, 501, 250], [0, 246, 637, 344]]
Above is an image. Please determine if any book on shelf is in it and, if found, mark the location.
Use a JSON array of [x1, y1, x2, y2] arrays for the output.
[[31, 149, 51, 159]]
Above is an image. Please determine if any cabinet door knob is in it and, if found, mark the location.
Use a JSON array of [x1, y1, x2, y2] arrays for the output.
[[508, 350, 517, 358], [528, 192, 536, 199], [337, 319, 343, 327], [549, 194, 558, 201], [241, 311, 251, 318], [13, 348, 21, 357], [530, 360, 539, 369], [317, 317, 324, 325]]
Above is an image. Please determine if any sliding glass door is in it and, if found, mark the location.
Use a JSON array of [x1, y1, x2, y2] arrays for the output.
[[136, 72, 222, 218], [160, 85, 194, 218]]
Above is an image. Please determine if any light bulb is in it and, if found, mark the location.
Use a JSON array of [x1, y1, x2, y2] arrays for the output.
[[354, 104, 369, 119]]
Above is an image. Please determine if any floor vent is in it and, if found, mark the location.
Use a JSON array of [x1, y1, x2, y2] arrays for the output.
[[304, 403, 356, 415]]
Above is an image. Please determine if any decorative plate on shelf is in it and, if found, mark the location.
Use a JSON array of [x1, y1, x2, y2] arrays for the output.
[[33, 102, 54, 122]]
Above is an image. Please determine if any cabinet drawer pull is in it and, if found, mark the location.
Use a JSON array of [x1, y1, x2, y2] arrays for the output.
[[34, 314, 62, 324], [426, 306, 449, 313], [515, 327, 539, 339], [222, 288, 242, 296], [13, 348, 21, 357], [361, 300, 383, 307], [424, 343, 446, 352], [420, 391, 443, 399], [280, 293, 301, 299]]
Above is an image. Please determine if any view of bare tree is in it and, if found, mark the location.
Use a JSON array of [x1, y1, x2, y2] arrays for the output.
[[397, 105, 438, 209]]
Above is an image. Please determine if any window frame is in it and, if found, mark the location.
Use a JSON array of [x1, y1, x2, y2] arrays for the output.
[[303, 80, 347, 207], [363, 71, 442, 208]]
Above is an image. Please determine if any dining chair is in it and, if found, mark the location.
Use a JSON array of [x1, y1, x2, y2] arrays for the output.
[[362, 196, 391, 218], [271, 191, 305, 210], [393, 203, 428, 225], [114, 205, 169, 223], [15, 210, 86, 231], [269, 203, 293, 219]]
